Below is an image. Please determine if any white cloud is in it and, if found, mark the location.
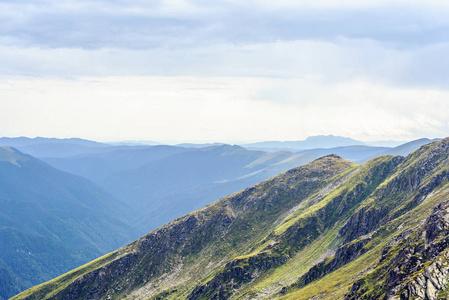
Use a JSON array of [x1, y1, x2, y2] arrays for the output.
[[0, 76, 447, 143], [1, 0, 449, 50], [1, 0, 448, 142], [1, 38, 448, 89]]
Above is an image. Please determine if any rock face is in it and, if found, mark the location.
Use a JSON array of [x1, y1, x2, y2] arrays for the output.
[[387, 201, 449, 300], [297, 236, 371, 289], [12, 138, 449, 300], [15, 155, 353, 300], [339, 206, 387, 244], [346, 201, 449, 300], [187, 252, 288, 300]]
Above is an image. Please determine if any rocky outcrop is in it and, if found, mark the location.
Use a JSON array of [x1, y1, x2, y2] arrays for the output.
[[340, 152, 449, 247], [399, 253, 449, 300], [390, 201, 449, 300], [14, 139, 449, 300], [188, 156, 401, 299], [346, 201, 449, 300], [391, 170, 449, 221], [296, 236, 371, 288], [338, 156, 404, 244], [53, 252, 139, 300], [187, 251, 287, 300], [339, 206, 387, 244]]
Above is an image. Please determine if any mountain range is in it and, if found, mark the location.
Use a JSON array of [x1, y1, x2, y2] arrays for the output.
[[39, 137, 438, 232], [43, 144, 320, 231], [0, 135, 440, 299], [0, 147, 140, 300], [242, 135, 365, 151], [0, 137, 110, 158], [12, 137, 449, 299]]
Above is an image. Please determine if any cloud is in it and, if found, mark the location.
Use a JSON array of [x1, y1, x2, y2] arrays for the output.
[[1, 0, 448, 143], [1, 38, 448, 90], [0, 76, 447, 142], [1, 0, 448, 90], [1, 0, 449, 49]]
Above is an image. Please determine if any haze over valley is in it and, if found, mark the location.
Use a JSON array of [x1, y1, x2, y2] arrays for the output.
[[0, 134, 441, 299], [3, 136, 449, 299], [2, 0, 449, 299]]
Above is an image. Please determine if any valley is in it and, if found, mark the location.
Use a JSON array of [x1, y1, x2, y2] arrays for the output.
[[7, 137, 449, 299]]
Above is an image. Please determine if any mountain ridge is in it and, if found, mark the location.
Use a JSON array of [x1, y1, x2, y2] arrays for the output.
[[43, 143, 320, 232], [242, 135, 365, 151], [0, 147, 139, 300], [14, 138, 449, 299]]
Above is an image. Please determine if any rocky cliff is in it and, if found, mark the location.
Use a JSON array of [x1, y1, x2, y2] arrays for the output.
[[12, 138, 449, 300]]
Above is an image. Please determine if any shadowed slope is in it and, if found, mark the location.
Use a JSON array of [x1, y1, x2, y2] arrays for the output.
[[0, 147, 139, 300], [14, 138, 449, 300]]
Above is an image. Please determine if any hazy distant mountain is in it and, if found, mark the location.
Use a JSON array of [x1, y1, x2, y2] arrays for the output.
[[364, 140, 406, 147], [297, 145, 389, 161], [0, 137, 111, 158], [133, 149, 320, 230], [0, 137, 169, 158], [108, 140, 161, 146], [358, 138, 441, 163], [43, 145, 191, 183], [101, 145, 320, 228], [175, 142, 226, 148], [242, 135, 365, 151], [39, 141, 400, 232], [18, 139, 449, 300], [0, 137, 107, 148], [294, 139, 440, 164], [42, 144, 319, 231], [104, 145, 264, 204], [14, 143, 107, 158], [0, 147, 138, 300]]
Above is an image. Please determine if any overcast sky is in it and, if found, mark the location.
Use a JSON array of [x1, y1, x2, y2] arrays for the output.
[[1, 0, 448, 143]]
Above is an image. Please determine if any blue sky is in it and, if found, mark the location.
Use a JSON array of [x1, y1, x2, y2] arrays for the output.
[[1, 0, 448, 143]]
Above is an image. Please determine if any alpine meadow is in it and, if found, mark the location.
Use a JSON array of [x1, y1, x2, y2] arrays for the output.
[[1, 0, 449, 299]]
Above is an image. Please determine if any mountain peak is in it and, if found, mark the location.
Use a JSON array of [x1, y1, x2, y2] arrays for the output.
[[243, 135, 364, 151], [13, 137, 449, 299], [0, 146, 30, 166], [13, 138, 449, 300], [302, 154, 352, 172], [315, 153, 345, 160], [303, 134, 364, 145], [305, 134, 337, 140], [203, 144, 248, 154]]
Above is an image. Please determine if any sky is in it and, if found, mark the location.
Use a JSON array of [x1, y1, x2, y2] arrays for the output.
[[1, 0, 449, 143]]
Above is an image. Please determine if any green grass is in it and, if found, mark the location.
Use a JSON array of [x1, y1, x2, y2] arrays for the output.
[[233, 225, 343, 299], [281, 181, 449, 299], [11, 248, 129, 300], [273, 165, 362, 236], [16, 140, 449, 300]]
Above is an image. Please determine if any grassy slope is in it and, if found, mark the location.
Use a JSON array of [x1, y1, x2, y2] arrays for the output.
[[10, 251, 126, 300], [281, 183, 449, 299], [225, 155, 402, 299], [184, 139, 449, 299], [12, 155, 353, 300], [13, 138, 449, 300], [0, 147, 138, 300], [280, 138, 449, 299]]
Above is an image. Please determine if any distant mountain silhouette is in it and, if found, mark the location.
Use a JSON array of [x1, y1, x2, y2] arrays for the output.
[[16, 138, 449, 300], [242, 134, 365, 151], [44, 144, 320, 231], [358, 138, 440, 163], [0, 147, 139, 300]]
